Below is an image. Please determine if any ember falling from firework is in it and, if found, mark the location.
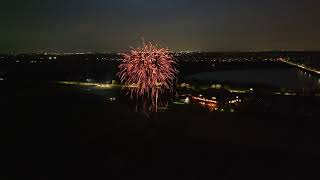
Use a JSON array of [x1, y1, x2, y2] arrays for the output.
[[118, 41, 178, 112]]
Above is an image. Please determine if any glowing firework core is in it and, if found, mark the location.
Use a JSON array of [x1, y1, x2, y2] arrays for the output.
[[118, 41, 178, 112]]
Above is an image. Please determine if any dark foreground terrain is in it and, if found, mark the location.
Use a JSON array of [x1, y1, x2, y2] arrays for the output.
[[1, 81, 320, 179]]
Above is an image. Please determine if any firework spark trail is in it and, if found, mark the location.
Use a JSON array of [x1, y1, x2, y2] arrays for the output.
[[118, 41, 178, 112]]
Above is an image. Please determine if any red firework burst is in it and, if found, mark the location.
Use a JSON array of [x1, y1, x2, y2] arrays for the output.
[[118, 41, 178, 112]]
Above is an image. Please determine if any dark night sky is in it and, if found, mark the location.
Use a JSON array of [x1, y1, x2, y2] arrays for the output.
[[1, 0, 320, 53]]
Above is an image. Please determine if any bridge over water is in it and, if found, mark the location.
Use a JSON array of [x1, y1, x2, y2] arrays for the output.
[[278, 58, 320, 76]]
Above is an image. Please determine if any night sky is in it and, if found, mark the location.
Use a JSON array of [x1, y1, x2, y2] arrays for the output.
[[1, 0, 320, 53]]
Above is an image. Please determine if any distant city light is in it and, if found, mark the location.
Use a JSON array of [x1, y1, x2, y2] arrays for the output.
[[192, 96, 218, 112]]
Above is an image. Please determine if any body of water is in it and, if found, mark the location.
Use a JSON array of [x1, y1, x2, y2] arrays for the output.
[[187, 68, 320, 89]]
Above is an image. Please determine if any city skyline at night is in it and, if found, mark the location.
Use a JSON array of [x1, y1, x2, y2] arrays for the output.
[[2, 1, 320, 179]]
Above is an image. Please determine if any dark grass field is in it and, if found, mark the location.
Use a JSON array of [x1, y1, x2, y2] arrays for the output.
[[1, 81, 320, 179]]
